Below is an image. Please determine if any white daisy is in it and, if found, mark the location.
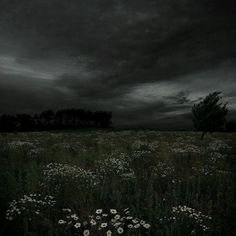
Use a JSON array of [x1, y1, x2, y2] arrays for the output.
[[107, 230, 112, 236], [90, 219, 97, 226], [143, 223, 151, 229], [132, 219, 138, 224], [62, 208, 71, 212], [58, 219, 66, 224], [114, 214, 121, 220], [74, 222, 81, 228], [101, 222, 108, 228], [134, 223, 140, 228], [114, 222, 121, 227], [71, 214, 78, 221], [96, 209, 103, 214], [140, 220, 145, 225], [110, 209, 117, 214], [117, 227, 124, 234], [83, 229, 90, 236]]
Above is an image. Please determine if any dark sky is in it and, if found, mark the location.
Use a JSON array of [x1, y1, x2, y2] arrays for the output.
[[0, 0, 236, 129]]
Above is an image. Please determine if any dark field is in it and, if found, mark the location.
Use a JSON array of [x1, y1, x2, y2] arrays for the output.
[[0, 131, 235, 236]]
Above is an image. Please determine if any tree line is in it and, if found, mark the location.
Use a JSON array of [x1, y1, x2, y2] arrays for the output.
[[0, 109, 112, 132]]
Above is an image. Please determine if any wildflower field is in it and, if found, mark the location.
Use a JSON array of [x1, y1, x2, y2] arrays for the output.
[[0, 130, 235, 236]]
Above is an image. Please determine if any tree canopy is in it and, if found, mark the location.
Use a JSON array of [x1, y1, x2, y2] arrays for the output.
[[0, 109, 112, 132], [192, 92, 228, 139]]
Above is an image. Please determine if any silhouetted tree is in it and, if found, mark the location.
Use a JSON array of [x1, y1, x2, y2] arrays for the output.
[[192, 92, 228, 140], [93, 111, 112, 128], [0, 108, 112, 132], [15, 114, 35, 131], [0, 115, 16, 132], [226, 121, 236, 132], [39, 110, 55, 130]]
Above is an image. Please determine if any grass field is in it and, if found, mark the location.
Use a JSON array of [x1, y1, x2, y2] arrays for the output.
[[0, 130, 235, 236]]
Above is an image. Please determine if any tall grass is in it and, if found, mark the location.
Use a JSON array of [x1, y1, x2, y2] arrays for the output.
[[0, 131, 235, 235]]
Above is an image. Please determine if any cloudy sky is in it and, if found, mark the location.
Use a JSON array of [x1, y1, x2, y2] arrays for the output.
[[0, 0, 236, 129]]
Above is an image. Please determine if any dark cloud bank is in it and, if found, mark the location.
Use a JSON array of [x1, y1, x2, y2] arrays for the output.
[[0, 0, 236, 129]]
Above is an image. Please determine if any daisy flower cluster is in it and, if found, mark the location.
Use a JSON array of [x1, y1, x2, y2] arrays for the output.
[[52, 142, 81, 154], [42, 163, 99, 189], [192, 165, 215, 176], [96, 156, 135, 180], [151, 161, 175, 179], [148, 140, 160, 152], [58, 208, 151, 235], [207, 140, 231, 153], [8, 141, 37, 149], [6, 194, 56, 221], [52, 142, 72, 150], [129, 150, 151, 161], [171, 143, 201, 154], [26, 147, 45, 158], [131, 139, 160, 153], [206, 140, 231, 163], [8, 140, 44, 158], [193, 140, 232, 176], [131, 140, 151, 151], [171, 205, 212, 232]]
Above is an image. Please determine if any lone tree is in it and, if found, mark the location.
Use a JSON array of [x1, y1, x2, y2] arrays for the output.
[[192, 92, 228, 140]]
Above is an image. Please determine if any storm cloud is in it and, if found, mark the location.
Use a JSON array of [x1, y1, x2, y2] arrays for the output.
[[0, 0, 236, 129]]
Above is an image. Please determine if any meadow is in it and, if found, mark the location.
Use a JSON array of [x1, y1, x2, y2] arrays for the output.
[[0, 130, 235, 236]]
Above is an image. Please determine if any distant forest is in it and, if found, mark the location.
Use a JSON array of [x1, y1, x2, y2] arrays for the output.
[[0, 109, 112, 132]]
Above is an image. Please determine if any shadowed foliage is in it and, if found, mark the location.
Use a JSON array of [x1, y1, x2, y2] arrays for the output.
[[226, 121, 236, 132], [192, 92, 228, 139], [0, 109, 112, 132]]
